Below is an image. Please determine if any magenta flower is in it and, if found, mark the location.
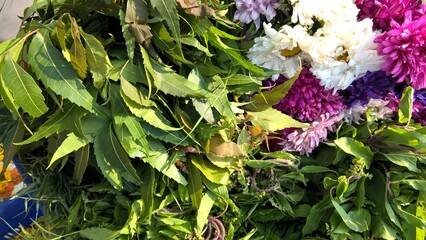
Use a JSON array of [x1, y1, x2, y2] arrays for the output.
[[279, 114, 343, 155], [375, 11, 426, 90], [355, 0, 419, 30], [233, 0, 280, 29], [412, 102, 426, 125], [272, 68, 345, 122]]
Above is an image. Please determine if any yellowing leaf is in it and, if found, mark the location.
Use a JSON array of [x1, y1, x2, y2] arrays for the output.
[[82, 33, 112, 89], [247, 108, 308, 131]]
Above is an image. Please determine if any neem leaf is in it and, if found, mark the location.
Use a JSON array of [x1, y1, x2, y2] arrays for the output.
[[188, 157, 203, 209], [2, 55, 48, 118], [94, 126, 142, 189], [196, 190, 217, 233], [82, 32, 112, 89], [16, 103, 87, 145], [141, 47, 209, 98], [151, 0, 180, 45], [28, 33, 96, 113], [49, 132, 89, 169], [141, 138, 188, 185], [334, 137, 373, 168], [73, 144, 90, 185], [247, 108, 308, 131], [398, 86, 414, 124], [191, 154, 230, 185], [79, 227, 118, 240], [245, 66, 301, 112]]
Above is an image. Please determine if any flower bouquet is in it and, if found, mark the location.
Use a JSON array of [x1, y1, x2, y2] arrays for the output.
[[0, 0, 425, 239]]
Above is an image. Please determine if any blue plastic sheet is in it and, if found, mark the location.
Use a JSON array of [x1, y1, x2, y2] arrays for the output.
[[0, 160, 43, 239]]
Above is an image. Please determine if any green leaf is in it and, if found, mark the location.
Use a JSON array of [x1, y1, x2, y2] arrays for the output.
[[334, 137, 373, 168], [181, 36, 212, 57], [28, 33, 96, 113], [206, 32, 265, 75], [151, 0, 180, 45], [188, 157, 203, 209], [331, 199, 370, 232], [396, 205, 426, 230], [94, 126, 142, 189], [141, 122, 192, 146], [67, 194, 82, 232], [122, 93, 180, 131], [79, 227, 118, 240], [372, 216, 399, 240], [141, 47, 209, 98], [247, 108, 307, 131], [302, 198, 332, 235], [196, 190, 217, 233], [398, 86, 414, 124], [300, 166, 337, 174], [16, 103, 87, 145], [142, 138, 188, 185], [191, 154, 230, 185], [73, 144, 90, 185], [49, 132, 89, 169], [245, 66, 301, 111], [140, 167, 155, 222], [2, 55, 48, 118], [82, 32, 112, 89], [120, 200, 144, 236], [382, 151, 419, 172], [120, 78, 155, 107]]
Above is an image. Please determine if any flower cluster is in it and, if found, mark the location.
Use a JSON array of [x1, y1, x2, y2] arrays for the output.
[[238, 0, 426, 155], [0, 145, 23, 200]]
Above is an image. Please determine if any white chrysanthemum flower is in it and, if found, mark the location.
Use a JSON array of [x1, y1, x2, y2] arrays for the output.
[[309, 19, 384, 92], [290, 0, 359, 26], [248, 23, 306, 79], [344, 99, 393, 124]]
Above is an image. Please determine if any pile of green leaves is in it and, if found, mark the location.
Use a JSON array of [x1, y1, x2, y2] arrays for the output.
[[0, 0, 425, 239]]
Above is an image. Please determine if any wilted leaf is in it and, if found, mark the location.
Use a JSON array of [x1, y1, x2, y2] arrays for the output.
[[209, 135, 246, 157]]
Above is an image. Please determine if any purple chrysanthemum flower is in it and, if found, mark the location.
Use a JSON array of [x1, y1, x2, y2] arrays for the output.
[[279, 114, 343, 155], [340, 71, 397, 107], [355, 0, 419, 30], [270, 68, 345, 122], [412, 101, 426, 125], [374, 10, 426, 90], [414, 89, 426, 106], [233, 0, 280, 29]]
